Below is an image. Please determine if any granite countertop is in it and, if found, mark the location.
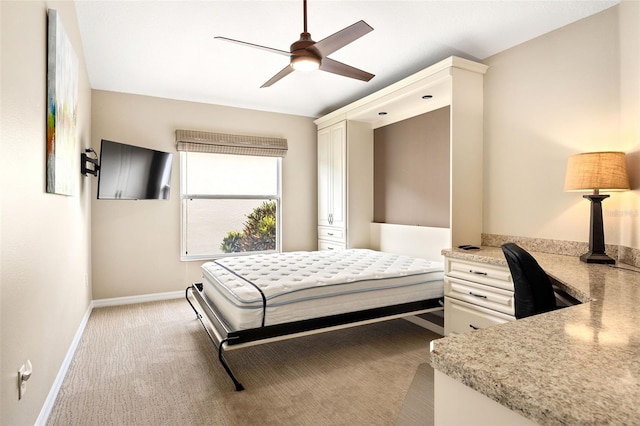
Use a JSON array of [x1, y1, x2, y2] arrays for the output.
[[431, 247, 640, 425]]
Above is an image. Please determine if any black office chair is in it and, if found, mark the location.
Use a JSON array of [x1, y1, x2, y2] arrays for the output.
[[501, 243, 557, 319]]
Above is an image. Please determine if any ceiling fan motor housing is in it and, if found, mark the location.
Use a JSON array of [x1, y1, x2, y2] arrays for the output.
[[290, 33, 321, 69]]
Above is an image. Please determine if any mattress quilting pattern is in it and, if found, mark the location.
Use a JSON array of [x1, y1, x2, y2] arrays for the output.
[[201, 249, 444, 305]]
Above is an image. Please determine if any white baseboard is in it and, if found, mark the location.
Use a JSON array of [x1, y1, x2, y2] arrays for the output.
[[92, 290, 183, 308], [36, 301, 94, 426], [37, 290, 185, 424]]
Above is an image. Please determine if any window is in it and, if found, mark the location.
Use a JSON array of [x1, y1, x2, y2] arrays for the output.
[[180, 152, 282, 260]]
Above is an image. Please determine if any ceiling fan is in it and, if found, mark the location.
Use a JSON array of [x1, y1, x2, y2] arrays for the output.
[[215, 0, 375, 88]]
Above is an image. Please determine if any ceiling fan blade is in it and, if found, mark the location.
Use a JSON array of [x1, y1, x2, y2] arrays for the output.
[[319, 57, 374, 82], [261, 65, 295, 88], [313, 20, 373, 57], [215, 36, 290, 56]]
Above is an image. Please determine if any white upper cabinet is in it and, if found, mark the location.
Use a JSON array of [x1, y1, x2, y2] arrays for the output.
[[317, 122, 346, 229]]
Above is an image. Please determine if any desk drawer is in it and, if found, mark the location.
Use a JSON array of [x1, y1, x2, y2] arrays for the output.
[[445, 276, 515, 316], [444, 297, 514, 335], [445, 258, 513, 291]]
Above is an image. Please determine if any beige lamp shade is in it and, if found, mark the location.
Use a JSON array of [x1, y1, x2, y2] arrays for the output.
[[564, 151, 630, 192]]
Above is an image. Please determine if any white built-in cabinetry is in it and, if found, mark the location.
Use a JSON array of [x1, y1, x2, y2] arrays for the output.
[[318, 122, 346, 232], [317, 120, 373, 250], [443, 255, 515, 335], [314, 56, 488, 255]]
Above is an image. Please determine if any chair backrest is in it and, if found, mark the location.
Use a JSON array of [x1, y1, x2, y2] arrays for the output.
[[501, 243, 557, 319]]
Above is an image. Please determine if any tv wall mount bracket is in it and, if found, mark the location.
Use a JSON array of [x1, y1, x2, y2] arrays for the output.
[[81, 148, 100, 177]]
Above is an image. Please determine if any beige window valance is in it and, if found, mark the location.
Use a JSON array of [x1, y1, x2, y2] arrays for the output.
[[175, 129, 287, 158]]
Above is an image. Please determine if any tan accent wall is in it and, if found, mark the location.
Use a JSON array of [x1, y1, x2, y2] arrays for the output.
[[90, 91, 317, 300], [373, 107, 450, 227], [0, 2, 93, 424]]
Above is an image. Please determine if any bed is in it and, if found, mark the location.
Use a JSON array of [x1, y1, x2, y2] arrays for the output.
[[185, 248, 444, 391]]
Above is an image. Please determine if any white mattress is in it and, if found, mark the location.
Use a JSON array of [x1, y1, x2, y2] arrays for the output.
[[200, 249, 444, 331]]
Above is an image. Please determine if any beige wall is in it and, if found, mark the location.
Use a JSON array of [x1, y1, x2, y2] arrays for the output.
[[483, 2, 639, 250], [0, 1, 92, 424], [90, 91, 317, 300], [618, 0, 640, 249]]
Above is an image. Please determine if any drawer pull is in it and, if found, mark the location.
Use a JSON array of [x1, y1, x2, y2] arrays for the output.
[[469, 292, 487, 299], [469, 269, 488, 275], [469, 324, 480, 330], [327, 233, 334, 236]]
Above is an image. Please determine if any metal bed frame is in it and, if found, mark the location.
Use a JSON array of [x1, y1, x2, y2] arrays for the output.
[[186, 282, 443, 391]]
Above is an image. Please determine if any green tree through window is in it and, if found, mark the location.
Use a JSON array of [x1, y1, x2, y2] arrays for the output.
[[220, 201, 276, 253]]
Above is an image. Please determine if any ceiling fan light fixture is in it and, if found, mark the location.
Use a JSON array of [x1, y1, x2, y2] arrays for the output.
[[291, 55, 320, 72]]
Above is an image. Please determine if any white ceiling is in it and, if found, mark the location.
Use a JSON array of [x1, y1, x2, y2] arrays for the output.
[[74, 0, 618, 118]]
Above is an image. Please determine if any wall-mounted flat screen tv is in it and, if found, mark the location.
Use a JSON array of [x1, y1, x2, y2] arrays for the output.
[[97, 139, 173, 200]]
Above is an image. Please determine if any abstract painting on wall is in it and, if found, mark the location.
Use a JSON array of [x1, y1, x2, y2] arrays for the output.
[[46, 9, 79, 196]]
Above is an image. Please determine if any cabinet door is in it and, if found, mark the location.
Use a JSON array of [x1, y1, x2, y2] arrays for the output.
[[317, 122, 346, 228], [318, 127, 332, 226], [328, 122, 346, 229]]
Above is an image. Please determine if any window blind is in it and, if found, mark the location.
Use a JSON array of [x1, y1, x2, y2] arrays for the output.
[[175, 129, 287, 158]]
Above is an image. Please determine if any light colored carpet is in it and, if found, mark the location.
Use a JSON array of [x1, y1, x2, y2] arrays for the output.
[[47, 298, 437, 425], [396, 363, 434, 426]]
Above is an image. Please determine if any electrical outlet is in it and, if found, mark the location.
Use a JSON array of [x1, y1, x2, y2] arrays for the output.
[[18, 360, 32, 400]]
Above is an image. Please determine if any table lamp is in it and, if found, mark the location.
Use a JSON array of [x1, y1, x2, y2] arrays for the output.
[[564, 151, 630, 264]]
